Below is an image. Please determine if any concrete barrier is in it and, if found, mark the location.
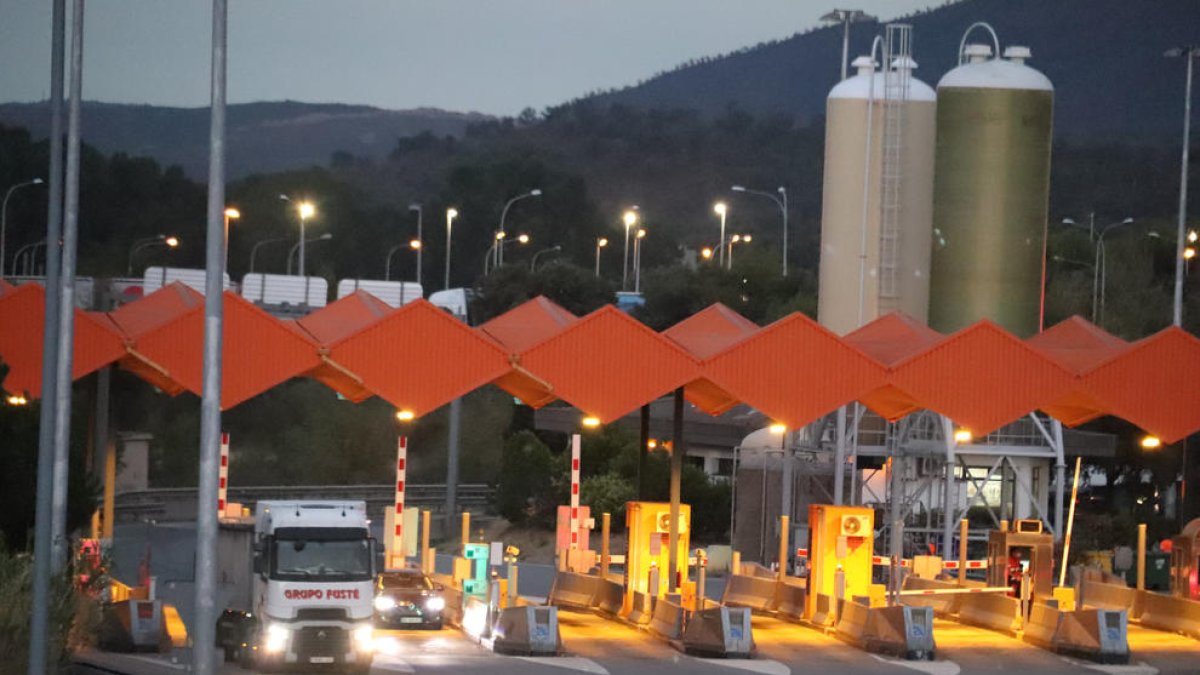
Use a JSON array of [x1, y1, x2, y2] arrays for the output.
[[957, 591, 1021, 634], [493, 606, 562, 656], [682, 606, 755, 658], [593, 578, 625, 617], [776, 580, 807, 621], [648, 598, 685, 641], [1023, 602, 1130, 664], [547, 570, 600, 610], [810, 592, 839, 628], [1079, 579, 1138, 614], [440, 583, 465, 628], [1136, 590, 1200, 640], [720, 574, 779, 612], [835, 601, 935, 660], [625, 590, 654, 626], [900, 576, 962, 616]]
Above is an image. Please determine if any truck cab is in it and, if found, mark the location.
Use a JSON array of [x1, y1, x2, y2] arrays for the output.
[[228, 500, 377, 673]]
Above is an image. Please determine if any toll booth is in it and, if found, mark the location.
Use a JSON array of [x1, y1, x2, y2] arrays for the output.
[[625, 501, 691, 597], [806, 505, 874, 618], [986, 520, 1054, 599], [1170, 517, 1200, 600]]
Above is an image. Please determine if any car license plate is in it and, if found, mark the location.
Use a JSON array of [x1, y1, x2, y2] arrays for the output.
[[309, 656, 334, 664], [400, 617, 423, 624]]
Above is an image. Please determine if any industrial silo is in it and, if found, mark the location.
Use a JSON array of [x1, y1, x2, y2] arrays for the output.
[[818, 51, 937, 336], [927, 40, 1054, 337]]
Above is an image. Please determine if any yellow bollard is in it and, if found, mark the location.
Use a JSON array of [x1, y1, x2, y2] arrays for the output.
[[959, 519, 969, 583], [1000, 519, 1009, 533], [778, 515, 790, 581], [421, 510, 432, 574], [1137, 523, 1147, 591], [732, 550, 741, 577], [461, 511, 470, 551], [601, 512, 611, 580]]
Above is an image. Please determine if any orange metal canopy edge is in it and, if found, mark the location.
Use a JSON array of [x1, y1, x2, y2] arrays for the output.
[[1, 282, 1198, 442]]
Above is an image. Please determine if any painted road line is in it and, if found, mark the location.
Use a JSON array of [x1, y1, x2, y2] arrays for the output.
[[695, 658, 790, 675], [1061, 658, 1158, 675], [869, 655, 960, 675], [515, 656, 609, 674]]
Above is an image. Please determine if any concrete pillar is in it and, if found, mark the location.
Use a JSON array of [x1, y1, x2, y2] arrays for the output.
[[601, 512, 611, 579]]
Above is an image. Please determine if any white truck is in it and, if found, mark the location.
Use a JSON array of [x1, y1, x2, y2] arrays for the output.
[[217, 501, 377, 673]]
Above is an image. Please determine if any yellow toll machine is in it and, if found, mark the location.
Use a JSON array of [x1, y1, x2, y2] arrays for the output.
[[806, 504, 875, 618], [625, 501, 691, 598]]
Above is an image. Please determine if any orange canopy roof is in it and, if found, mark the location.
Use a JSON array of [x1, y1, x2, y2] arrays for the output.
[[843, 313, 944, 421], [663, 303, 758, 415], [706, 311, 884, 428], [0, 279, 15, 296], [0, 283, 125, 397], [891, 320, 1075, 436], [479, 296, 578, 408], [521, 305, 699, 423], [1083, 327, 1200, 443], [329, 299, 510, 417], [133, 290, 322, 409], [290, 291, 396, 403], [104, 283, 206, 395], [1027, 316, 1129, 427]]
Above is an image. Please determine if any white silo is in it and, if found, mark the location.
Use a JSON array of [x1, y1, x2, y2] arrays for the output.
[[817, 52, 937, 336]]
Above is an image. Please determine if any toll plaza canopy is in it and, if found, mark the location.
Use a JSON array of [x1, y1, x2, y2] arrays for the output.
[[2, 282, 1199, 442]]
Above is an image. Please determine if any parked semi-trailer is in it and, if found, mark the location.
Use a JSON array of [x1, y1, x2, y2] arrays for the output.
[[216, 500, 377, 673]]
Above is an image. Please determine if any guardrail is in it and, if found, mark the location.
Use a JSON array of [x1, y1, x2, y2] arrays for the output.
[[115, 484, 494, 523]]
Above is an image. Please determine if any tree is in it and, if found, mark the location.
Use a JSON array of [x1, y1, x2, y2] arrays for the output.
[[474, 260, 614, 322]]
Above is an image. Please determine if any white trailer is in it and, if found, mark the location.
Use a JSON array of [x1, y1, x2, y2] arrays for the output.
[[143, 267, 232, 296], [335, 279, 422, 308], [241, 273, 329, 308]]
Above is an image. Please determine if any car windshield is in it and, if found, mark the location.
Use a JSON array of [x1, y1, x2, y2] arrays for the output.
[[272, 538, 372, 582], [380, 574, 432, 591]]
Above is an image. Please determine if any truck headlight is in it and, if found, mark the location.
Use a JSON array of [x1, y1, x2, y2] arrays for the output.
[[424, 596, 445, 612], [374, 595, 396, 612], [263, 623, 289, 654], [353, 624, 374, 653]]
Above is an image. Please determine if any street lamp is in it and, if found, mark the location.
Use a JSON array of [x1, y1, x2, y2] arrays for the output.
[[622, 209, 639, 291], [280, 195, 316, 276], [497, 189, 542, 267], [485, 232, 531, 275], [409, 203, 423, 284], [700, 246, 714, 261], [530, 245, 562, 272], [1061, 216, 1133, 326], [223, 207, 240, 270], [594, 237, 608, 277], [821, 9, 876, 81], [1, 177, 43, 278], [286, 232, 332, 275], [444, 207, 458, 290], [633, 228, 647, 293], [1166, 46, 1199, 326], [12, 239, 45, 276], [713, 202, 728, 268], [127, 234, 179, 276], [732, 185, 789, 276], [249, 236, 289, 275], [385, 239, 422, 281], [727, 234, 752, 270]]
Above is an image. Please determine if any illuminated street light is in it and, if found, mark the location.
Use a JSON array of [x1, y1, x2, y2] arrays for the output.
[[954, 429, 973, 444], [6, 393, 28, 406], [127, 234, 180, 276], [1141, 435, 1162, 450], [633, 228, 647, 293], [444, 208, 458, 290], [769, 423, 787, 435], [396, 409, 416, 423], [700, 247, 714, 261], [713, 202, 728, 267], [496, 189, 542, 267], [581, 415, 601, 429], [622, 209, 639, 291], [727, 233, 752, 270], [594, 237, 608, 277]]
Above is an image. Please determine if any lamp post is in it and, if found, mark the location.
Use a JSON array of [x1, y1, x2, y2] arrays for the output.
[[1167, 46, 1198, 326], [127, 234, 180, 276], [286, 232, 331, 275], [386, 239, 422, 281], [444, 207, 458, 290], [713, 202, 728, 268], [727, 234, 752, 270], [622, 209, 638, 291], [633, 229, 647, 293], [408, 203, 423, 284], [1, 178, 43, 277], [248, 236, 288, 274], [279, 195, 315, 276], [530, 245, 561, 272], [821, 8, 876, 81], [594, 237, 608, 277], [1062, 216, 1133, 326], [732, 185, 788, 276], [223, 207, 239, 270], [485, 233, 530, 275], [497, 189, 541, 266]]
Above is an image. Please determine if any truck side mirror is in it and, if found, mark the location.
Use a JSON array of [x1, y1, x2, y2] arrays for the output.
[[253, 540, 267, 576], [369, 538, 379, 577]]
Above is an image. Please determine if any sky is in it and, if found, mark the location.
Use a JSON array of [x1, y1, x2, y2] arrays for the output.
[[0, 1, 928, 117]]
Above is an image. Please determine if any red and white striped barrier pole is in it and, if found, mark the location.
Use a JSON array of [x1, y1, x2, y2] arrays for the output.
[[569, 434, 581, 551], [942, 559, 989, 570], [218, 432, 229, 516], [393, 436, 408, 569]]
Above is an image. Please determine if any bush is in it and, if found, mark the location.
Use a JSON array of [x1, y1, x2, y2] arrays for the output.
[[0, 545, 92, 675], [493, 431, 564, 528], [580, 473, 637, 522]]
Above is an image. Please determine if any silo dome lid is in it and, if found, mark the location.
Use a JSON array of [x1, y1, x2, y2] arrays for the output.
[[829, 55, 936, 102], [938, 48, 1053, 92]]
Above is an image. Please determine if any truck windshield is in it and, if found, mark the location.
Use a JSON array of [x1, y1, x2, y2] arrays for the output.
[[272, 538, 372, 582]]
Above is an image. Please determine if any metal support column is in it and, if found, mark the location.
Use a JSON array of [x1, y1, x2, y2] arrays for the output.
[[445, 397, 462, 535], [191, 1, 228, 673], [667, 387, 684, 591], [1053, 420, 1066, 542], [834, 406, 847, 505], [941, 416, 957, 557], [637, 404, 650, 499]]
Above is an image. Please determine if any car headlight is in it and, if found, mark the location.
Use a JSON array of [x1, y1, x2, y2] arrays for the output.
[[353, 623, 374, 653], [424, 596, 445, 612], [374, 594, 397, 612], [263, 623, 289, 654]]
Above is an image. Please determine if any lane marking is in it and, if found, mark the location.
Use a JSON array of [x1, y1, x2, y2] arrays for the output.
[[1060, 657, 1158, 675], [696, 658, 790, 675], [370, 656, 416, 673], [869, 655, 960, 675], [515, 656, 609, 674]]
